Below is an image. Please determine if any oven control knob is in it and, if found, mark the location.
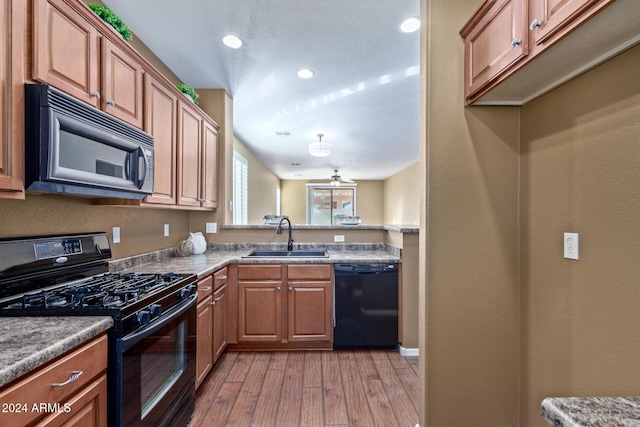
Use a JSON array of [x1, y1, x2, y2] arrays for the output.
[[137, 310, 151, 325], [149, 304, 162, 318], [179, 285, 196, 300]]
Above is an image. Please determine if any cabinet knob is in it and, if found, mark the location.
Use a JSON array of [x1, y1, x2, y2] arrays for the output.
[[288, 287, 293, 292], [510, 38, 522, 48], [91, 91, 100, 99], [276, 287, 281, 292], [106, 100, 115, 107], [210, 301, 216, 306], [529, 18, 542, 30], [217, 275, 227, 280], [200, 286, 212, 292]]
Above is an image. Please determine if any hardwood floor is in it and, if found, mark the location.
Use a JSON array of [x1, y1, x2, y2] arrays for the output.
[[190, 350, 419, 427]]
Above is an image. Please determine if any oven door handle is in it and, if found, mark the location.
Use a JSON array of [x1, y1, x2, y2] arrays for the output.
[[117, 293, 197, 353]]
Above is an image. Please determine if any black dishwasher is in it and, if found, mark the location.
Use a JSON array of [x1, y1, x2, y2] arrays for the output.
[[334, 263, 399, 349]]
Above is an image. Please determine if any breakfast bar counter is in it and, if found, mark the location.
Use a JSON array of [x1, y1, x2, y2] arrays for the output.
[[542, 396, 640, 426]]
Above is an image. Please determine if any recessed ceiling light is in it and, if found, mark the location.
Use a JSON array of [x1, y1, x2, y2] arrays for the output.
[[297, 68, 315, 79], [399, 17, 420, 33], [222, 35, 243, 49]]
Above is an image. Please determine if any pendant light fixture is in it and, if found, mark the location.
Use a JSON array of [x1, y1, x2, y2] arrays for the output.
[[308, 134, 331, 157]]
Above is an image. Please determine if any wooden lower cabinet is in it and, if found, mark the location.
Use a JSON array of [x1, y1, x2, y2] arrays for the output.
[[287, 281, 333, 342], [195, 294, 213, 390], [0, 334, 108, 427], [195, 268, 229, 391], [237, 264, 333, 347], [238, 280, 283, 342], [212, 281, 228, 362]]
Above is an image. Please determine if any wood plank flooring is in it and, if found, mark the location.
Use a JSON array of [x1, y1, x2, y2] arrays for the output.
[[189, 350, 419, 427]]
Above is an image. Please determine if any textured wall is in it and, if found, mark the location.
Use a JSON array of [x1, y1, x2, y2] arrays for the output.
[[520, 43, 640, 426], [383, 161, 420, 225], [421, 0, 520, 425]]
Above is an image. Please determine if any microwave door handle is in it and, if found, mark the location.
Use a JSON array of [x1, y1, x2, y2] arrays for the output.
[[124, 153, 131, 180], [137, 146, 148, 189]]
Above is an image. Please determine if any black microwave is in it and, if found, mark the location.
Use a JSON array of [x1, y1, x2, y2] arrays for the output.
[[24, 84, 154, 199]]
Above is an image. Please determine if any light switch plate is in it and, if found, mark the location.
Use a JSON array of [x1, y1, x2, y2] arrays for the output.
[[164, 224, 170, 237], [564, 232, 579, 260], [206, 222, 217, 233], [112, 227, 120, 244], [334, 235, 345, 242]]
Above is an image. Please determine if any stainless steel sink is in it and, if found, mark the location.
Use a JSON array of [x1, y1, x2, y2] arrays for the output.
[[243, 250, 328, 258]]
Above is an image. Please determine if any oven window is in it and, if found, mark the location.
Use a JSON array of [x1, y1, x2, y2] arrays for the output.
[[139, 321, 187, 419]]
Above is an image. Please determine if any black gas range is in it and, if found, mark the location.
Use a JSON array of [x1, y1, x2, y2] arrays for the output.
[[0, 232, 197, 427]]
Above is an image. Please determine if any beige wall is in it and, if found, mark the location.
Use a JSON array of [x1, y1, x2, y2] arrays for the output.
[[383, 161, 420, 225], [280, 180, 384, 225], [0, 195, 190, 258], [519, 43, 640, 426], [421, 0, 520, 425], [232, 136, 280, 225]]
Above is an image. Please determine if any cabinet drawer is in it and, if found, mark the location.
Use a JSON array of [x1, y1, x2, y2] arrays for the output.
[[287, 264, 332, 280], [238, 264, 282, 280], [197, 275, 213, 302], [214, 267, 228, 289], [0, 334, 108, 427]]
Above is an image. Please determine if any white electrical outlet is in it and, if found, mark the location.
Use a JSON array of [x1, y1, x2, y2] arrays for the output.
[[164, 224, 170, 237], [206, 222, 217, 233], [564, 232, 579, 260], [334, 235, 345, 242], [112, 227, 120, 244]]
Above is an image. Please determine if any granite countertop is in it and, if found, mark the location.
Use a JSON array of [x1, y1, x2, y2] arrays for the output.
[[0, 317, 113, 388], [542, 397, 640, 426], [111, 243, 401, 279]]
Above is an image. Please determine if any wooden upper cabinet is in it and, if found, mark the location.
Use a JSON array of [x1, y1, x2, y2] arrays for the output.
[[0, 0, 25, 197], [201, 119, 219, 209], [33, 0, 145, 128], [177, 100, 202, 207], [460, 0, 528, 99], [143, 74, 178, 205], [529, 0, 603, 46], [461, 0, 623, 104], [33, 0, 100, 107], [102, 38, 143, 128]]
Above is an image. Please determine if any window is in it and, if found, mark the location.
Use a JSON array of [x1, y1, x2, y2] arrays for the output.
[[306, 185, 356, 225], [233, 151, 248, 224]]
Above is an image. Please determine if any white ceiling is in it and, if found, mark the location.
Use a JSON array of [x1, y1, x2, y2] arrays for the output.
[[103, 0, 421, 181]]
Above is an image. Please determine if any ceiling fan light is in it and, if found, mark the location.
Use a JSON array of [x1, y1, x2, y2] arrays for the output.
[[308, 142, 332, 157]]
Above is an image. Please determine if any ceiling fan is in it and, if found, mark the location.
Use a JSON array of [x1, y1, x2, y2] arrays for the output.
[[328, 169, 355, 187]]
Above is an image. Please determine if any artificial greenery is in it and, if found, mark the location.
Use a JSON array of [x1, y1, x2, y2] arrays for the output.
[[87, 3, 133, 41], [176, 84, 199, 104]]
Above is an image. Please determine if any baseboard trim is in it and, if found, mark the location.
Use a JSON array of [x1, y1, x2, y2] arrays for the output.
[[398, 345, 419, 357]]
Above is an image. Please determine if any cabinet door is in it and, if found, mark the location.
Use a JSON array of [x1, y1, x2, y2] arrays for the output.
[[0, 0, 24, 196], [238, 281, 283, 342], [200, 119, 219, 209], [212, 284, 227, 362], [461, 0, 528, 98], [287, 281, 333, 342], [102, 38, 143, 128], [177, 101, 202, 206], [33, 0, 100, 107], [143, 74, 178, 205], [35, 375, 107, 427], [196, 296, 213, 390], [529, 0, 607, 46]]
